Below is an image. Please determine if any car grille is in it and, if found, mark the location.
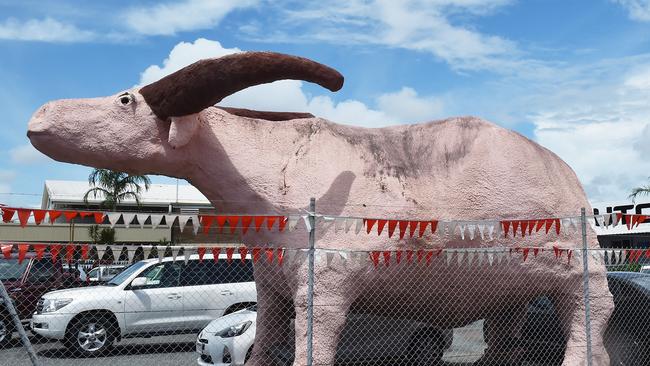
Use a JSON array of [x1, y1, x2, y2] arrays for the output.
[[35, 298, 44, 314]]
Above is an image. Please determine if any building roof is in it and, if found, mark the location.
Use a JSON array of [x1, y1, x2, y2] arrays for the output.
[[42, 180, 211, 208]]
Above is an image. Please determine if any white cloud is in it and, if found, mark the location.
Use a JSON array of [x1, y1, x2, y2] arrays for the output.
[[122, 0, 257, 36], [0, 17, 94, 42], [139, 38, 446, 127], [613, 0, 650, 21], [251, 0, 518, 71], [0, 170, 14, 195], [9, 144, 52, 164]]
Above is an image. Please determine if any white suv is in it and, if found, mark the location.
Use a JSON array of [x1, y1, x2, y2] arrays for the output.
[[31, 253, 256, 356]]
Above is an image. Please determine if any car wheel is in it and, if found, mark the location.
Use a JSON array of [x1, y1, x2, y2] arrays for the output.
[[0, 315, 13, 348], [65, 315, 114, 356], [407, 328, 444, 366]]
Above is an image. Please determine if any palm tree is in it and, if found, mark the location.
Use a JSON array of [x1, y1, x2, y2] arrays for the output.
[[629, 180, 650, 202], [83, 169, 151, 210]]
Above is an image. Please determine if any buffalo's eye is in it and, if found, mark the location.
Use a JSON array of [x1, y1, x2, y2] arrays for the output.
[[118, 93, 134, 106]]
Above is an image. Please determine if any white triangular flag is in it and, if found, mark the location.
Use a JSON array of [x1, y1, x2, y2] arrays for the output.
[[467, 250, 475, 265], [438, 221, 447, 238], [338, 251, 349, 265], [561, 218, 571, 234], [457, 250, 465, 266], [448, 222, 458, 237], [165, 215, 178, 227], [344, 219, 354, 233], [122, 213, 135, 229], [496, 250, 505, 265], [172, 246, 180, 262], [487, 251, 494, 266], [446, 250, 453, 266], [178, 215, 191, 232], [136, 214, 149, 228], [477, 250, 484, 266], [355, 219, 363, 234], [477, 224, 486, 240], [151, 215, 164, 229], [487, 222, 496, 241], [458, 224, 466, 240], [107, 213, 121, 228], [570, 218, 579, 232], [334, 218, 346, 233], [326, 251, 336, 267], [302, 215, 312, 232], [287, 216, 300, 232], [191, 216, 200, 234], [612, 214, 620, 228], [95, 245, 107, 260], [125, 246, 135, 263], [158, 246, 166, 262], [294, 250, 308, 266], [183, 247, 193, 264], [594, 215, 604, 228], [143, 246, 152, 260], [467, 224, 476, 240], [603, 213, 611, 228], [283, 250, 295, 265]]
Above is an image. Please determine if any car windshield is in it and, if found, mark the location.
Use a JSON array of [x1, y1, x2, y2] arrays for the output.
[[629, 274, 650, 289], [0, 259, 29, 281], [107, 261, 148, 286]]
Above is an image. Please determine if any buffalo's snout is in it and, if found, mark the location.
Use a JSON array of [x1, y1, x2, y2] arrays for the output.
[[27, 102, 52, 136]]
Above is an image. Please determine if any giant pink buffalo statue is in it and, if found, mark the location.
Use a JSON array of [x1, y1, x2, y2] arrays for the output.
[[27, 52, 613, 365]]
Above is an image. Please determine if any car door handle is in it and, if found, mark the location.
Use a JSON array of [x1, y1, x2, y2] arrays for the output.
[[167, 293, 182, 300], [220, 290, 233, 296]]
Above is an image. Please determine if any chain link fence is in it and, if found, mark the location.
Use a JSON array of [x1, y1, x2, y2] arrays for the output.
[[1, 208, 649, 365]]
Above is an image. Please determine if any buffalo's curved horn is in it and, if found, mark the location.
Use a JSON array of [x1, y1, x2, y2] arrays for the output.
[[140, 52, 344, 119]]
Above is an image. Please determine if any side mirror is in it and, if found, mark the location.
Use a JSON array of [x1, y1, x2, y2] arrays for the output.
[[130, 277, 148, 289]]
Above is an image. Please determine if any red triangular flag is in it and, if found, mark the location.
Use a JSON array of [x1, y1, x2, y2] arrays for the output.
[[50, 245, 61, 263], [241, 216, 253, 235], [553, 246, 559, 258], [79, 212, 94, 218], [2, 208, 15, 223], [65, 245, 74, 263], [425, 251, 435, 266], [277, 248, 285, 266], [81, 244, 89, 260], [197, 247, 206, 262], [430, 220, 439, 234], [17, 209, 31, 227], [409, 221, 418, 238], [225, 247, 235, 264], [18, 244, 29, 264], [265, 248, 274, 263], [200, 216, 214, 235], [387, 220, 398, 238], [239, 247, 248, 264], [216, 216, 228, 233], [416, 249, 425, 263], [370, 251, 380, 268], [93, 212, 104, 224], [278, 216, 287, 232], [33, 210, 47, 225], [418, 221, 430, 237], [545, 219, 554, 234], [211, 247, 221, 262], [382, 251, 391, 267], [227, 216, 240, 234], [501, 221, 511, 238], [1, 244, 11, 259], [377, 219, 387, 236], [63, 211, 77, 222], [554, 218, 561, 235], [512, 221, 520, 237], [646, 249, 650, 258], [398, 221, 409, 239], [533, 248, 539, 257], [637, 215, 647, 227], [252, 248, 261, 263], [254, 216, 265, 232], [520, 221, 528, 237], [33, 244, 46, 260], [535, 220, 544, 232], [528, 220, 535, 235], [365, 219, 376, 234], [567, 250, 573, 264], [48, 210, 62, 224], [406, 250, 414, 263], [522, 248, 529, 262], [395, 250, 403, 264], [266, 216, 277, 231]]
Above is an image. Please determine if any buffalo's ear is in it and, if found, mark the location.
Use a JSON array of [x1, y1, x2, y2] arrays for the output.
[[168, 114, 200, 149]]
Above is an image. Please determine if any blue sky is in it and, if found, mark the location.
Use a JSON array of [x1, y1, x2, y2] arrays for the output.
[[1, 0, 650, 208]]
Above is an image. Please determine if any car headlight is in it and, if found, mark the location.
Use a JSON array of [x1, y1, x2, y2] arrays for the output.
[[41, 298, 73, 313], [216, 321, 252, 338]]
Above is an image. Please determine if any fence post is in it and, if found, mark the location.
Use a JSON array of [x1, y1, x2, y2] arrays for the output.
[[306, 197, 316, 366], [0, 280, 41, 366], [580, 207, 593, 366]]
